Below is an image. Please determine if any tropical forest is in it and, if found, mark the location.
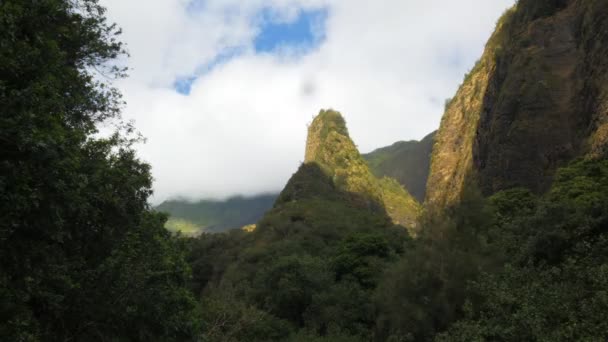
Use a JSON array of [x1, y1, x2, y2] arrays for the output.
[[2, 0, 608, 341]]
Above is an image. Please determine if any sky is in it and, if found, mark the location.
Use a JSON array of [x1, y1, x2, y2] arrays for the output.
[[99, 0, 515, 204]]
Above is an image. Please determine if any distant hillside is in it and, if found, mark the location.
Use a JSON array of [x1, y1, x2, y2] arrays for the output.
[[155, 194, 278, 235], [363, 131, 435, 202]]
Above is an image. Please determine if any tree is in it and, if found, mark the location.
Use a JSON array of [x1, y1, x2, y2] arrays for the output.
[[437, 159, 608, 341], [0, 0, 198, 340]]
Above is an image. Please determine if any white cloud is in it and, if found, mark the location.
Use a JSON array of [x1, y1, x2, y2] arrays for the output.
[[100, 0, 515, 203]]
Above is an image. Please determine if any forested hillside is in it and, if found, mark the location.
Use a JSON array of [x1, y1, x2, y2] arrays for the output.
[[185, 1, 608, 340], [2, 0, 608, 341], [303, 110, 421, 231], [188, 151, 608, 341], [0, 0, 199, 340]]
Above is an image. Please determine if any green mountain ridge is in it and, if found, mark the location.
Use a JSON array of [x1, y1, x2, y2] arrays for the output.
[[155, 194, 278, 235], [363, 131, 436, 202]]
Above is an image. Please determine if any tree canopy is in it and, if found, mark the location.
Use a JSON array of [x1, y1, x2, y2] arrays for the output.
[[0, 0, 199, 340]]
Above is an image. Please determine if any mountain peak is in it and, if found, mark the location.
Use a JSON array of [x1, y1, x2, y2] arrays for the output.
[[305, 109, 350, 164], [304, 109, 380, 201], [299, 109, 421, 232], [311, 109, 348, 135]]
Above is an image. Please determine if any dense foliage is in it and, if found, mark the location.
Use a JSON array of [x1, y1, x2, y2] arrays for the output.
[[186, 158, 608, 341], [0, 0, 198, 340], [3, 0, 608, 341], [439, 159, 608, 341], [186, 163, 411, 341]]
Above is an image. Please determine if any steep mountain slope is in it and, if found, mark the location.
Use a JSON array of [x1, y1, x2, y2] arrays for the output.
[[427, 0, 608, 209], [155, 194, 277, 234], [302, 109, 421, 231], [363, 131, 436, 202], [189, 111, 415, 340]]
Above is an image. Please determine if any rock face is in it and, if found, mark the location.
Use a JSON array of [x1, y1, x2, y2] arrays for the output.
[[301, 109, 421, 231], [427, 0, 608, 209], [363, 131, 436, 202]]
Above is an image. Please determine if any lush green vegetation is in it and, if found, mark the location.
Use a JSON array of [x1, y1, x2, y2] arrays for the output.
[[187, 158, 608, 341], [186, 163, 412, 341], [439, 159, 608, 341], [156, 194, 278, 234], [165, 218, 203, 236], [363, 131, 435, 202], [3, 0, 608, 341], [0, 0, 198, 340]]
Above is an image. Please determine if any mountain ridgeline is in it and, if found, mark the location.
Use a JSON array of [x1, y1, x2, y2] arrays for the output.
[[155, 194, 278, 235]]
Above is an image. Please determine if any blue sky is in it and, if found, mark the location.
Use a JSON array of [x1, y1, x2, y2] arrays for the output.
[[173, 46, 246, 95], [173, 7, 328, 95], [254, 8, 327, 53]]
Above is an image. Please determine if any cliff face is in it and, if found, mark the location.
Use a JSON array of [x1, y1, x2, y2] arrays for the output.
[[298, 109, 421, 231], [427, 0, 608, 208]]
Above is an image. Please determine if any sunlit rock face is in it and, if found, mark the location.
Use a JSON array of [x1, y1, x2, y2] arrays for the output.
[[301, 109, 420, 232], [427, 0, 608, 209]]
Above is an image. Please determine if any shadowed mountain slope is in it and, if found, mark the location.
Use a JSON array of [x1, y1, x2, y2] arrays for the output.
[[363, 131, 436, 202]]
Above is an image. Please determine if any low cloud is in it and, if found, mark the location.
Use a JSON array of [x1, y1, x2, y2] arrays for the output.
[[101, 0, 514, 203]]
